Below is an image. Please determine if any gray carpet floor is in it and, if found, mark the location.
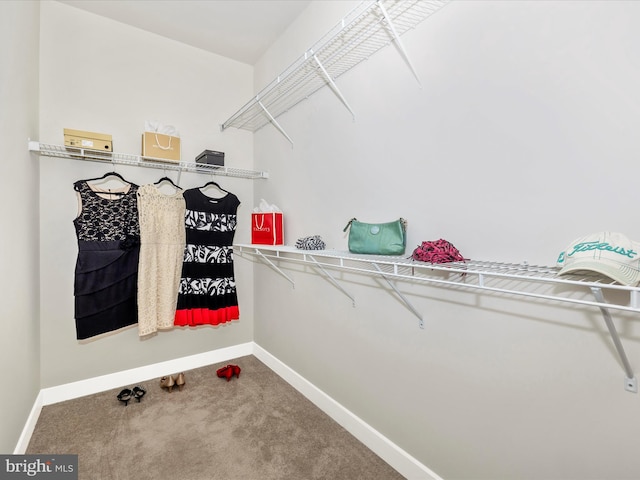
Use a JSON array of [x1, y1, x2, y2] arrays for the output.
[[26, 355, 404, 480]]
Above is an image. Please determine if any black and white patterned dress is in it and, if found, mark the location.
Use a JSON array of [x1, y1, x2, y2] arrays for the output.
[[73, 180, 140, 339], [174, 188, 240, 326]]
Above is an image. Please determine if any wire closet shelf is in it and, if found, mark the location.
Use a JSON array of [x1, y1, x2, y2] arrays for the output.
[[29, 142, 268, 179], [220, 0, 449, 136], [235, 244, 640, 392], [234, 245, 640, 313]]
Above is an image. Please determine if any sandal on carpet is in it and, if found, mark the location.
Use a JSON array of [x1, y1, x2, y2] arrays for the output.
[[117, 388, 133, 406], [132, 385, 146, 402]]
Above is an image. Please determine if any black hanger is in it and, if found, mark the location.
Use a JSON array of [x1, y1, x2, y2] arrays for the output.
[[154, 176, 181, 189], [85, 170, 129, 183], [83, 170, 132, 196], [200, 180, 229, 193]]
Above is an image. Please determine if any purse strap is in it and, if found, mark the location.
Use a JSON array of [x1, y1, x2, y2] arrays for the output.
[[343, 218, 357, 232]]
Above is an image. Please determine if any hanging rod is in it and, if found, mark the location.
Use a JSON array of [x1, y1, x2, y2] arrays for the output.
[[220, 0, 449, 138], [29, 141, 269, 180]]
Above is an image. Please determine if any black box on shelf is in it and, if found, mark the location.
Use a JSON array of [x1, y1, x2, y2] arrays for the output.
[[196, 149, 225, 166]]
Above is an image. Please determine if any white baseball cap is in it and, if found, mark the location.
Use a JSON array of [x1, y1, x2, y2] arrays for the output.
[[556, 232, 640, 286]]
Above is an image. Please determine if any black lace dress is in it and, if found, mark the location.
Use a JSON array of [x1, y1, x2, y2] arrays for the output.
[[73, 180, 140, 339]]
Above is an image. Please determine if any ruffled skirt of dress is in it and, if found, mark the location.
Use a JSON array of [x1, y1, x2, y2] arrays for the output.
[[174, 260, 239, 327], [74, 240, 139, 340]]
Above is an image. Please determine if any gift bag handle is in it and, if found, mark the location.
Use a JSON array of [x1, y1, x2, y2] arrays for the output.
[[154, 133, 172, 150], [271, 213, 276, 244]]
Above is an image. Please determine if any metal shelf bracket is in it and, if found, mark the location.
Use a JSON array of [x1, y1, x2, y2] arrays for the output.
[[591, 287, 637, 393], [373, 263, 424, 328], [376, 0, 422, 87], [253, 249, 295, 288], [312, 53, 356, 121], [257, 99, 294, 147], [631, 289, 640, 309], [308, 255, 356, 306]]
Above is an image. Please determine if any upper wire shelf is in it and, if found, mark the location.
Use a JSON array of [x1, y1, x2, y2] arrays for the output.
[[221, 0, 449, 141], [29, 141, 269, 180]]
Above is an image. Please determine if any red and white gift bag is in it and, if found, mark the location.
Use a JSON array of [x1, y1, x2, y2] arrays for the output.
[[251, 212, 283, 245]]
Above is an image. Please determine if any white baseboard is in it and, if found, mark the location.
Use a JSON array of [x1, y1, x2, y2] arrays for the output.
[[40, 342, 253, 406], [17, 341, 441, 480], [14, 390, 44, 454], [251, 343, 443, 480]]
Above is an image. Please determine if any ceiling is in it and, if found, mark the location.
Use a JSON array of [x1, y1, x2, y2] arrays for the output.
[[58, 0, 313, 65]]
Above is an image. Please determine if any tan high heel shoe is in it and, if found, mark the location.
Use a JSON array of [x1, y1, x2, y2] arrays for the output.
[[160, 375, 175, 392], [175, 372, 186, 391]]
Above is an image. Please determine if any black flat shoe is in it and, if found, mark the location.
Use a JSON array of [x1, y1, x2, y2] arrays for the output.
[[117, 388, 133, 406], [132, 386, 146, 402]]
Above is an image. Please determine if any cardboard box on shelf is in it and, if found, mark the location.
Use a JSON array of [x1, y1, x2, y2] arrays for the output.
[[196, 149, 225, 166], [64, 128, 112, 154]]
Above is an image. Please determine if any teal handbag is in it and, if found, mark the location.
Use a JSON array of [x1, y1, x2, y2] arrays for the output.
[[343, 218, 407, 255]]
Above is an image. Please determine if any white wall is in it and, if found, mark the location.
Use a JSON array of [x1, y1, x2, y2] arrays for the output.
[[0, 0, 41, 453], [252, 1, 640, 479], [37, 1, 256, 387], [6, 1, 640, 477]]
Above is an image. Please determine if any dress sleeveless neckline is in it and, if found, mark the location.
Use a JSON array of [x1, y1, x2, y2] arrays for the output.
[[196, 188, 230, 203], [85, 181, 132, 201]]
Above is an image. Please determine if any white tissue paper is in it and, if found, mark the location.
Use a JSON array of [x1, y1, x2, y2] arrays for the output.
[[253, 199, 281, 213], [144, 120, 180, 138]]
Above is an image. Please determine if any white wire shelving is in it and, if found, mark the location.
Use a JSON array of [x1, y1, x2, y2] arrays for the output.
[[29, 141, 269, 180], [221, 0, 449, 145], [235, 244, 640, 393]]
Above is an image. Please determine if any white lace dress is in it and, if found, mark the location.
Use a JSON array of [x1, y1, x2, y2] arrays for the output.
[[136, 184, 186, 336]]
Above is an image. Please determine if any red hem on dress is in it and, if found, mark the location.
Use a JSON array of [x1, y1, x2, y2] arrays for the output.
[[174, 306, 239, 327]]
